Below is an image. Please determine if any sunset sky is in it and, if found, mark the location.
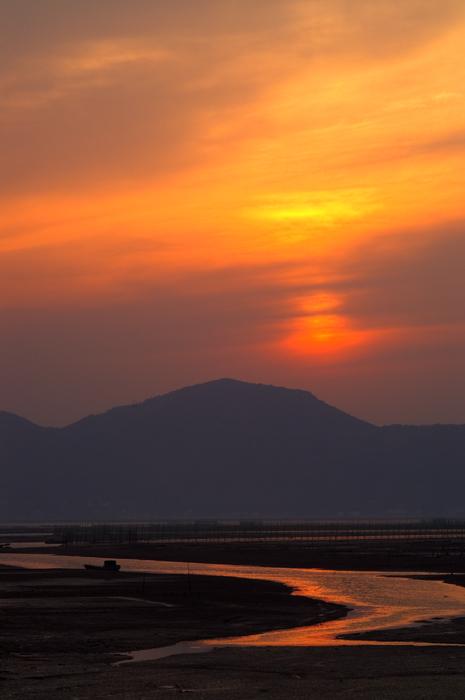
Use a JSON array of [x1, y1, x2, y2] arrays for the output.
[[1, 0, 464, 427]]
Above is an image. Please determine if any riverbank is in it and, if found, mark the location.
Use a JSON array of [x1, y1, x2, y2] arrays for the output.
[[0, 566, 348, 653], [0, 565, 347, 698], [4, 640, 465, 699], [3, 549, 465, 698], [24, 540, 465, 573]]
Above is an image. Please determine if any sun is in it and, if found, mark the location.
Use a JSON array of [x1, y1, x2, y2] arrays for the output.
[[282, 312, 370, 360]]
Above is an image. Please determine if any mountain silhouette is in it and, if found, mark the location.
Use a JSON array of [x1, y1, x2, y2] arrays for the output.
[[1, 379, 464, 520]]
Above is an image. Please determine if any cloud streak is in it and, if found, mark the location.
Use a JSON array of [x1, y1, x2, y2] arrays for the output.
[[1, 0, 464, 425]]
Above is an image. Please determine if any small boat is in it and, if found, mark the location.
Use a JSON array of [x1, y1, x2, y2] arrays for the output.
[[84, 560, 121, 571], [0, 543, 11, 549]]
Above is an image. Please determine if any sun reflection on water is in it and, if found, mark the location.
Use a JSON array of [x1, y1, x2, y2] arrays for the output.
[[2, 552, 465, 649]]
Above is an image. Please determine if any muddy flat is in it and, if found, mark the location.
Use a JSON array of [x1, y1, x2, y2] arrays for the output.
[[3, 546, 465, 698], [0, 566, 347, 698], [27, 540, 465, 573]]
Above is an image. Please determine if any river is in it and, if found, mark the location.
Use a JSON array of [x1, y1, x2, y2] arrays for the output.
[[1, 550, 465, 660]]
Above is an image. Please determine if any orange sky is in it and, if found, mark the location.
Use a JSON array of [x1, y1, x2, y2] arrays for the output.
[[1, 0, 464, 426]]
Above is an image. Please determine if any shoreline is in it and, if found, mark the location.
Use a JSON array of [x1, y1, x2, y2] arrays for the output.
[[0, 563, 348, 698], [3, 547, 465, 698], [21, 541, 465, 574], [4, 546, 465, 644], [0, 564, 349, 648]]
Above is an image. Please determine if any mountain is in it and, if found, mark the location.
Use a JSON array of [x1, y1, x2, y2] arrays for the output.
[[1, 379, 465, 520]]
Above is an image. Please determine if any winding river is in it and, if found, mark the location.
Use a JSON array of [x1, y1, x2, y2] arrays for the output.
[[1, 550, 465, 660]]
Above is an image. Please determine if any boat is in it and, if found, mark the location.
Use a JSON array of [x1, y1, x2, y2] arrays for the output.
[[83, 560, 121, 571], [0, 543, 10, 548]]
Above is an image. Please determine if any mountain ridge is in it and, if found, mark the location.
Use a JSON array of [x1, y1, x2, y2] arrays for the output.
[[2, 378, 462, 430], [1, 379, 464, 521]]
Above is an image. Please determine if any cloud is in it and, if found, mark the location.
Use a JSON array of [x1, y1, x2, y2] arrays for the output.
[[2, 0, 464, 195], [2, 224, 464, 427], [2, 217, 463, 356], [1, 1, 464, 426], [333, 222, 465, 328], [0, 1, 305, 194]]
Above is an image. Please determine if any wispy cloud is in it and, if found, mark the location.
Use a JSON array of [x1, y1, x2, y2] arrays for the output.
[[1, 0, 464, 425]]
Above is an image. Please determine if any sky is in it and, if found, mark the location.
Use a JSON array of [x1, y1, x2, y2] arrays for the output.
[[1, 0, 464, 428]]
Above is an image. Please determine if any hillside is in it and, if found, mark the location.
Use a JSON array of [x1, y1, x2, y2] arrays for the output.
[[1, 379, 464, 520]]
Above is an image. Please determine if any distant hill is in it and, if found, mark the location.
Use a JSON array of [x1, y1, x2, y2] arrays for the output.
[[1, 379, 464, 520]]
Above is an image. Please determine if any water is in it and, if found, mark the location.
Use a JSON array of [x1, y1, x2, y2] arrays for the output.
[[1, 551, 465, 661]]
